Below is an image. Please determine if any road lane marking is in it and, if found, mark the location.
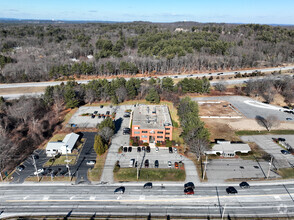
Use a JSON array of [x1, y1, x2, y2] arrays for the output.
[[6, 192, 294, 203]]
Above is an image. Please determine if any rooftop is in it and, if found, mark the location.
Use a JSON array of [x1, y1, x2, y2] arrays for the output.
[[132, 105, 172, 129], [211, 142, 251, 153], [46, 132, 79, 151]]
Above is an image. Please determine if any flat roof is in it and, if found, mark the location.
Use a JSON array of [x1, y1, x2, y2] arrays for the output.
[[212, 143, 251, 153], [132, 105, 172, 130]]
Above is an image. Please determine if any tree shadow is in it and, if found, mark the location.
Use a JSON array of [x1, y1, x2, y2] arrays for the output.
[[114, 117, 123, 134]]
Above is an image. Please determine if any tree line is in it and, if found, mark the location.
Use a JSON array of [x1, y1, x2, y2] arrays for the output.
[[0, 22, 293, 83]]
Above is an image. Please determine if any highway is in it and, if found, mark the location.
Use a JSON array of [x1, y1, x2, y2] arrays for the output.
[[0, 183, 294, 218]]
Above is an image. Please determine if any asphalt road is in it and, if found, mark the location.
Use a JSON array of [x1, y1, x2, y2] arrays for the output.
[[0, 183, 294, 218], [1, 66, 294, 100]]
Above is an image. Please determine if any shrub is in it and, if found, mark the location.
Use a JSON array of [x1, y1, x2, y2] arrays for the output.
[[143, 143, 149, 146], [166, 140, 172, 147], [156, 142, 161, 147]]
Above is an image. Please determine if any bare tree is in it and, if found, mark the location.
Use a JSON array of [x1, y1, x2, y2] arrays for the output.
[[214, 81, 227, 92], [255, 115, 280, 131], [189, 138, 209, 161], [115, 86, 128, 103], [98, 127, 114, 143]]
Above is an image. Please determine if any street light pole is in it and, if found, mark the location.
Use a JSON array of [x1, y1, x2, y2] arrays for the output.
[[32, 155, 39, 182], [203, 155, 208, 180], [65, 146, 71, 180], [267, 156, 273, 179], [221, 203, 227, 220]]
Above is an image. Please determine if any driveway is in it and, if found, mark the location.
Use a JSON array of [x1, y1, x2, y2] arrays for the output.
[[192, 96, 292, 121], [241, 135, 294, 168]]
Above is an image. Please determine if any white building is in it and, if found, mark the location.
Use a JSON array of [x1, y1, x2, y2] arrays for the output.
[[46, 133, 80, 157], [204, 140, 251, 157]]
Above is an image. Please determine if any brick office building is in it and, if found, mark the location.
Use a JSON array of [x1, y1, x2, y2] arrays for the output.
[[131, 105, 173, 144]]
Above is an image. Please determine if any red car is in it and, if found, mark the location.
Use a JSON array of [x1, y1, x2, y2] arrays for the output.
[[184, 188, 194, 195], [175, 162, 179, 169]]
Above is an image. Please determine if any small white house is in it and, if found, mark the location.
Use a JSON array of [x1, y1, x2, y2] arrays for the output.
[[205, 141, 251, 157], [46, 133, 79, 157]]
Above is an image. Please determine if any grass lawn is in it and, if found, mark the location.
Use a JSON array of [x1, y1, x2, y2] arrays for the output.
[[277, 168, 294, 179], [114, 168, 186, 182], [48, 133, 67, 142], [172, 127, 184, 145], [62, 108, 78, 126], [88, 151, 108, 181], [43, 155, 77, 167], [236, 130, 294, 136]]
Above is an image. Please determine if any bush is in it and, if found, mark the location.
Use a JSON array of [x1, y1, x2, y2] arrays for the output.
[[156, 142, 161, 147], [172, 119, 179, 128], [143, 143, 149, 146], [113, 161, 120, 173], [166, 140, 172, 147]]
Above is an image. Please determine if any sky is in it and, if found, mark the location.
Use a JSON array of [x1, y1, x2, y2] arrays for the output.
[[0, 0, 294, 24]]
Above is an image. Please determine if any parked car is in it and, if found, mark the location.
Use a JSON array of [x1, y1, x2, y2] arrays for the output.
[[239, 181, 250, 189], [155, 160, 159, 168], [184, 182, 195, 189], [175, 162, 179, 169], [128, 147, 132, 152], [123, 113, 130, 118], [123, 147, 128, 152], [168, 161, 172, 168], [155, 147, 159, 152], [143, 182, 153, 189], [286, 118, 293, 120], [17, 165, 25, 171], [114, 186, 125, 194], [91, 114, 95, 118], [174, 76, 178, 78], [86, 160, 96, 166], [278, 138, 286, 142], [94, 111, 98, 114], [137, 147, 141, 152], [184, 188, 194, 195], [34, 168, 44, 175], [145, 159, 149, 168], [169, 147, 173, 153], [106, 111, 110, 115], [281, 150, 290, 155], [100, 105, 103, 108], [129, 159, 135, 167], [226, 186, 238, 194], [146, 146, 151, 153], [173, 148, 178, 153], [98, 114, 101, 118], [142, 146, 145, 151]]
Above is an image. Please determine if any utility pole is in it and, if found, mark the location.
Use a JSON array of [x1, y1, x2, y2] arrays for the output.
[[267, 156, 273, 179], [203, 155, 208, 180], [0, 171, 3, 182], [136, 154, 139, 181], [65, 146, 71, 180], [32, 155, 39, 182], [221, 203, 227, 220]]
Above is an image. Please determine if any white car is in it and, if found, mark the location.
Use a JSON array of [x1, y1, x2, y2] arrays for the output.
[[86, 160, 96, 166], [174, 148, 178, 153], [155, 147, 159, 152], [34, 168, 44, 175], [168, 161, 172, 168]]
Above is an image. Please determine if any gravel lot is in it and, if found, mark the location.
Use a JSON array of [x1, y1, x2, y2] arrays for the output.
[[192, 96, 292, 121]]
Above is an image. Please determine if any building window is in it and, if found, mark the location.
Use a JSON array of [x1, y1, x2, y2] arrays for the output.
[[134, 131, 140, 134], [157, 131, 163, 134], [142, 135, 147, 138], [166, 133, 170, 135], [134, 127, 140, 130], [165, 128, 170, 130], [149, 130, 155, 134], [157, 136, 163, 138], [165, 137, 170, 140], [142, 131, 147, 133]]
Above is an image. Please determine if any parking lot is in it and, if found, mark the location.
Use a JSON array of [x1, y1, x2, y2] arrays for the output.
[[67, 106, 116, 128], [11, 132, 97, 184], [241, 135, 294, 168], [206, 159, 280, 182]]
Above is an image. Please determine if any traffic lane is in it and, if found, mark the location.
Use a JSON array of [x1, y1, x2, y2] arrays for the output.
[[1, 184, 294, 198]]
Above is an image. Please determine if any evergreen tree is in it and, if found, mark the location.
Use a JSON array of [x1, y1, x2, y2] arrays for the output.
[[145, 87, 160, 103]]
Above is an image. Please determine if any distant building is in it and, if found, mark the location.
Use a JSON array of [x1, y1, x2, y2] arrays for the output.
[[174, 28, 189, 32], [204, 140, 251, 157], [131, 105, 173, 144], [46, 133, 80, 157]]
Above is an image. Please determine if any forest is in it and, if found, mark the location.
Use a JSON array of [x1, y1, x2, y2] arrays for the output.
[[0, 22, 293, 82]]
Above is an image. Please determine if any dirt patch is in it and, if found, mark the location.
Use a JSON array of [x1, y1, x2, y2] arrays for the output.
[[198, 101, 241, 117], [202, 118, 241, 141], [0, 86, 46, 95], [228, 118, 294, 131]]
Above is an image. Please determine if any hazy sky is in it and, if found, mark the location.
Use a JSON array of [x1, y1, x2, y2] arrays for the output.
[[1, 0, 294, 24]]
